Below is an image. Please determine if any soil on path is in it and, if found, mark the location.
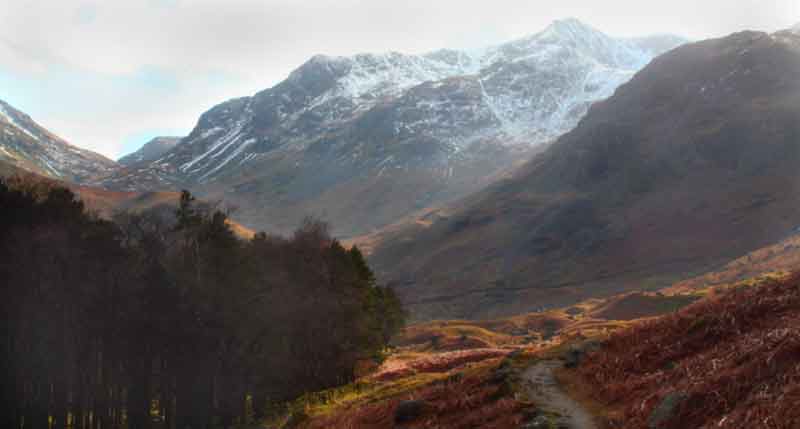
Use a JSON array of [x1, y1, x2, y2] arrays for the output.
[[522, 360, 597, 429]]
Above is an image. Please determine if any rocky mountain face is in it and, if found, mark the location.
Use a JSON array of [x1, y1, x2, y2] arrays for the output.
[[118, 136, 181, 166], [369, 29, 800, 320], [94, 19, 684, 236], [0, 99, 116, 182]]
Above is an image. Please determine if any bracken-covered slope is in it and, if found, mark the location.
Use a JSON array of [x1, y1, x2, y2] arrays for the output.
[[577, 274, 800, 428], [93, 19, 684, 236], [0, 99, 116, 182], [370, 29, 800, 320], [117, 136, 181, 166]]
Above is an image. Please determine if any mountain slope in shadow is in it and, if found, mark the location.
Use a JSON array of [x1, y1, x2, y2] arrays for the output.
[[371, 29, 800, 320]]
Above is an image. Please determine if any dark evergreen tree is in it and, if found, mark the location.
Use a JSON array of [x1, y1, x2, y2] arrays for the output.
[[0, 178, 405, 429]]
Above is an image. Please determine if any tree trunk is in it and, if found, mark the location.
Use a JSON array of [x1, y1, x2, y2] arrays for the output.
[[127, 356, 150, 429]]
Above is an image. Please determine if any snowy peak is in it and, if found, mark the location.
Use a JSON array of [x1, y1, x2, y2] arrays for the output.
[[538, 17, 606, 43], [0, 99, 116, 182], [286, 54, 352, 96], [548, 17, 595, 31], [289, 51, 478, 104], [338, 52, 469, 97], [0, 101, 46, 142], [513, 18, 650, 69], [95, 20, 685, 236], [278, 18, 684, 111], [792, 23, 800, 34], [368, 27, 800, 319], [111, 19, 686, 186]]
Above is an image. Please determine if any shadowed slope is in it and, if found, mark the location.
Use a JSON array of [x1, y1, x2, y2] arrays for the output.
[[371, 29, 800, 320]]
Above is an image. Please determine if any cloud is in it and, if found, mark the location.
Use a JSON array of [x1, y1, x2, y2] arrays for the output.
[[0, 0, 797, 158]]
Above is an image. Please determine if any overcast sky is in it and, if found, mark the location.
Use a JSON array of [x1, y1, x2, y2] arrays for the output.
[[1, 0, 797, 159]]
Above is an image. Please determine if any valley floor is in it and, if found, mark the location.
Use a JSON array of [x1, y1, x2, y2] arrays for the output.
[[278, 249, 800, 428]]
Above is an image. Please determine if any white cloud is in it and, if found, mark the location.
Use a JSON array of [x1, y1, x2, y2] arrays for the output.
[[0, 0, 797, 158]]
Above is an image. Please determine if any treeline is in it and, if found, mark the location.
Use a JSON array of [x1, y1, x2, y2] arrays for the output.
[[0, 177, 405, 429]]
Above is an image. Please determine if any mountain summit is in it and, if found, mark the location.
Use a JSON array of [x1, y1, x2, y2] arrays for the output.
[[95, 19, 685, 236], [370, 29, 800, 320], [118, 136, 181, 166], [0, 100, 116, 182]]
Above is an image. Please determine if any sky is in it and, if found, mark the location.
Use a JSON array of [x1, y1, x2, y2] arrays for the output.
[[1, 0, 797, 160]]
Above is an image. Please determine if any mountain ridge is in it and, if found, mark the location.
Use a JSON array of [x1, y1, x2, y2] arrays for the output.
[[0, 99, 116, 182], [368, 28, 800, 320], [93, 19, 685, 236], [118, 136, 182, 166]]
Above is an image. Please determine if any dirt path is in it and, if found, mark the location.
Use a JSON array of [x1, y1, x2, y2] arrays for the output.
[[522, 360, 597, 429]]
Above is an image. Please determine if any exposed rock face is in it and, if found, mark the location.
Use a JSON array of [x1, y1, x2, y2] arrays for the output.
[[370, 30, 800, 320], [0, 99, 116, 182], [118, 137, 181, 166], [93, 19, 684, 236]]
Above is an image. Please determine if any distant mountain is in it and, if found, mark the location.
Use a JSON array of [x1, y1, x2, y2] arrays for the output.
[[0, 99, 116, 182], [118, 136, 181, 166], [93, 19, 685, 236], [369, 29, 800, 320], [792, 23, 800, 34], [0, 158, 255, 240]]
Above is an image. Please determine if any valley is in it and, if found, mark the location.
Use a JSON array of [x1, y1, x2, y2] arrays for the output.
[[2, 8, 800, 428], [282, 241, 799, 428]]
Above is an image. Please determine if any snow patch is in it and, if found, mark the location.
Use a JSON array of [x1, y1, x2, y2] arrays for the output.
[[146, 18, 685, 184], [0, 104, 40, 142], [200, 138, 257, 181]]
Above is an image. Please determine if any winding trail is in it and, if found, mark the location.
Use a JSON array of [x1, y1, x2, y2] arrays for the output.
[[522, 360, 597, 429]]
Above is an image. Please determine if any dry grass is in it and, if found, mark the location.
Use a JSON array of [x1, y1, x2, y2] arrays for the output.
[[393, 312, 574, 354], [666, 234, 800, 294], [75, 187, 181, 215], [271, 348, 515, 426], [576, 273, 800, 428], [393, 323, 512, 351], [371, 349, 510, 383], [280, 247, 800, 428], [391, 291, 697, 356], [589, 292, 700, 321], [300, 357, 528, 429]]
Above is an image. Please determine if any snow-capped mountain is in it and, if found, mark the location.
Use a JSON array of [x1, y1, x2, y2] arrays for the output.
[[96, 19, 685, 236], [118, 136, 181, 166], [368, 28, 800, 319], [0, 99, 116, 182]]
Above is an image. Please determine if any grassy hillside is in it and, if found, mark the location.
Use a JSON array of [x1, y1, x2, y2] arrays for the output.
[[283, 273, 716, 428], [289, 238, 800, 428]]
